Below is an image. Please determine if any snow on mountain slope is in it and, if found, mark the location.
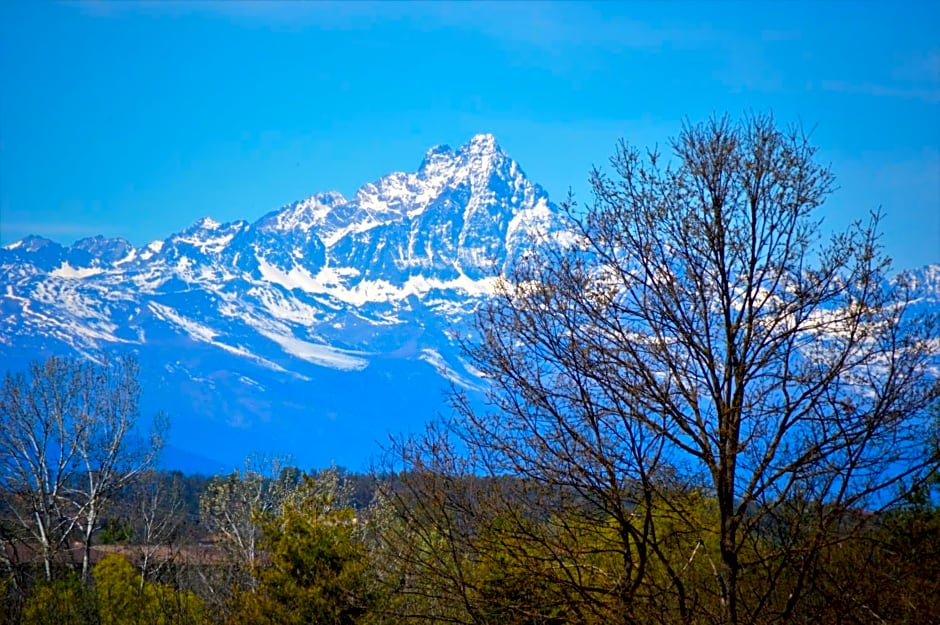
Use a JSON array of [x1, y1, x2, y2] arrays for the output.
[[0, 134, 568, 470], [2, 134, 936, 471]]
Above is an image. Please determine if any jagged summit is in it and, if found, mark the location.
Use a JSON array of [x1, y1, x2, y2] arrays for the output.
[[421, 143, 455, 167], [465, 132, 499, 152], [0, 134, 569, 467], [7, 234, 58, 252], [71, 235, 134, 265], [258, 191, 348, 235], [3, 134, 551, 289], [0, 133, 562, 323], [420, 132, 500, 163], [193, 216, 222, 230]]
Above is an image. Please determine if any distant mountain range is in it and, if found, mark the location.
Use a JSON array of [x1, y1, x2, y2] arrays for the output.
[[2, 134, 937, 472], [0, 135, 572, 472]]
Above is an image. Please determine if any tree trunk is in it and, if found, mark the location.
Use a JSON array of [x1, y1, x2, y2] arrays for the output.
[[81, 506, 96, 583]]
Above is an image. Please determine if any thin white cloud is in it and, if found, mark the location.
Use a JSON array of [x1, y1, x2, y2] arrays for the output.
[[76, 1, 722, 53], [0, 221, 116, 243], [76, 0, 403, 28], [405, 2, 724, 53], [820, 80, 940, 103], [890, 49, 940, 83]]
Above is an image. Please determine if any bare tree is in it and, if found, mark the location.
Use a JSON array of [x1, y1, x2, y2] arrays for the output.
[[130, 469, 186, 586], [391, 114, 940, 624], [0, 355, 166, 582], [0, 357, 84, 581], [72, 355, 167, 582], [198, 453, 298, 600]]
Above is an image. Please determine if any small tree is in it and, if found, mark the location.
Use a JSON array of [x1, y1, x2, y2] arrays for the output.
[[226, 468, 377, 625], [393, 114, 940, 624], [198, 454, 298, 604], [94, 553, 207, 625], [129, 469, 187, 586], [71, 355, 167, 582], [0, 355, 166, 582]]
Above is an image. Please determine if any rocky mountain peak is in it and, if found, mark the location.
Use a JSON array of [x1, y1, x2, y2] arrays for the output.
[[0, 135, 570, 467], [71, 235, 134, 263], [419, 133, 505, 178], [13, 235, 60, 253], [465, 132, 499, 155], [259, 191, 349, 234], [420, 143, 456, 170]]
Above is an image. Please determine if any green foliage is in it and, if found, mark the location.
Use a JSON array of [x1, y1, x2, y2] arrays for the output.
[[98, 518, 133, 545], [798, 505, 940, 625], [470, 516, 577, 625], [7, 467, 940, 625], [226, 469, 378, 625], [94, 553, 208, 625], [21, 575, 97, 625]]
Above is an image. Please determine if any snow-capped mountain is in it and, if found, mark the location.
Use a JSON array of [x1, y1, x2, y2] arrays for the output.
[[0, 134, 568, 471], [2, 134, 938, 472]]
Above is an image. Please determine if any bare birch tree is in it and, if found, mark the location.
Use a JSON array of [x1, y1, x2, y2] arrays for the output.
[[130, 469, 186, 586], [198, 453, 298, 602], [0, 355, 166, 582], [0, 357, 85, 581]]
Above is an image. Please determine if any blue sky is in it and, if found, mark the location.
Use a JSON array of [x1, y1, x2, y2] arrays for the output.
[[1, 0, 937, 269]]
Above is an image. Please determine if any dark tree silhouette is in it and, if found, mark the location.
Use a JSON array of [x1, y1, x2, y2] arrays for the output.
[[388, 114, 940, 624]]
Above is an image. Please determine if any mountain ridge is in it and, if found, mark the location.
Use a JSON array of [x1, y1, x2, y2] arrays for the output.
[[0, 134, 565, 470], [2, 134, 938, 471]]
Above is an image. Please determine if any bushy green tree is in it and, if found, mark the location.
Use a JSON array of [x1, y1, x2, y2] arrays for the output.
[[227, 468, 377, 625], [21, 575, 96, 625], [94, 553, 207, 625]]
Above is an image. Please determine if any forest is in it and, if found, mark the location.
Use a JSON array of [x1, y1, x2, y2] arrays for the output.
[[2, 116, 938, 625]]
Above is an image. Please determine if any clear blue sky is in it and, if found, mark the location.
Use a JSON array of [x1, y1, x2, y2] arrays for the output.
[[1, 1, 938, 269]]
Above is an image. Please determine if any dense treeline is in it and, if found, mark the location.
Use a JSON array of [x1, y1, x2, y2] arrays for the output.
[[3, 114, 939, 624], [2, 466, 938, 624]]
